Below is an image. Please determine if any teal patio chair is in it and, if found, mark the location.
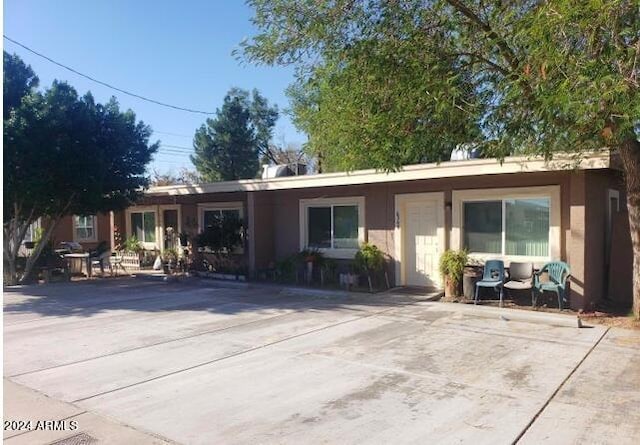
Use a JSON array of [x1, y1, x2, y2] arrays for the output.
[[533, 261, 571, 310], [475, 260, 505, 307]]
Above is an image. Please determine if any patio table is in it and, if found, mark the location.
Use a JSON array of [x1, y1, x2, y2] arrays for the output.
[[63, 253, 92, 278]]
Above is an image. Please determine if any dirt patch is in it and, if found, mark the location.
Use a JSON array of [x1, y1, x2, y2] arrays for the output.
[[440, 296, 640, 330], [578, 312, 640, 330]]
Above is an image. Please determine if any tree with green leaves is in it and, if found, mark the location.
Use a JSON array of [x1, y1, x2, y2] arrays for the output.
[[3, 52, 39, 116], [3, 52, 158, 284], [243, 0, 640, 319], [191, 88, 278, 181]]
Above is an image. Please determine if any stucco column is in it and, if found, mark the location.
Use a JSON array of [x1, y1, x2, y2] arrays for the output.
[[569, 171, 587, 310], [247, 192, 256, 278], [109, 211, 115, 250]]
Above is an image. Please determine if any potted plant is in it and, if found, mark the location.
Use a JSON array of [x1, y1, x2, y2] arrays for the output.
[[354, 243, 385, 292], [162, 248, 179, 274], [298, 248, 323, 285], [439, 250, 468, 298], [122, 236, 143, 254]]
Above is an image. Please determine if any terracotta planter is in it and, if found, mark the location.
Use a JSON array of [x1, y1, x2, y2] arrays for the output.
[[444, 276, 459, 298]]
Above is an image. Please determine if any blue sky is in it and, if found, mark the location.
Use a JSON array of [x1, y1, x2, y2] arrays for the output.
[[4, 0, 306, 174]]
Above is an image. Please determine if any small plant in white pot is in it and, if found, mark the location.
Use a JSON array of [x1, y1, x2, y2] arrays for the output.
[[439, 250, 468, 299]]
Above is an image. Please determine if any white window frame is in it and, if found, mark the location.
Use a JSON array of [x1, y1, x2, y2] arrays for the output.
[[299, 196, 365, 259], [73, 215, 98, 242], [451, 186, 561, 266], [197, 202, 245, 254], [23, 218, 41, 243], [125, 206, 159, 250]]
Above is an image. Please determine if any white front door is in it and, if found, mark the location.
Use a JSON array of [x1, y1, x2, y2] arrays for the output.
[[397, 194, 443, 288]]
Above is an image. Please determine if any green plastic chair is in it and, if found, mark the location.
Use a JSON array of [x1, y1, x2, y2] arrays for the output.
[[533, 261, 571, 309]]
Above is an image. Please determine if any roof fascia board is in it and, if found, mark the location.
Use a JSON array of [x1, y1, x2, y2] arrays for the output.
[[148, 152, 610, 196]]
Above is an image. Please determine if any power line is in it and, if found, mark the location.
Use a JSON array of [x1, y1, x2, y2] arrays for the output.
[[157, 148, 192, 155], [156, 152, 192, 157], [3, 35, 216, 115], [161, 144, 193, 151], [153, 130, 192, 138], [156, 148, 192, 155]]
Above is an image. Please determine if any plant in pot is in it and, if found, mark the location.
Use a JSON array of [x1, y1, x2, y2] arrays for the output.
[[122, 236, 143, 255], [439, 250, 468, 299], [162, 248, 179, 274], [298, 248, 324, 285], [354, 243, 385, 292]]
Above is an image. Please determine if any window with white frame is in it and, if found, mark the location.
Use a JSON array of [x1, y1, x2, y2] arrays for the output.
[[198, 204, 244, 253], [463, 198, 550, 257], [24, 219, 41, 243], [73, 215, 97, 242], [452, 185, 562, 263], [300, 197, 364, 257], [202, 208, 242, 229], [130, 211, 156, 243]]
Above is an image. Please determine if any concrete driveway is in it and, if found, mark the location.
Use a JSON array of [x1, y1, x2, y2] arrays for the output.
[[3, 279, 639, 444]]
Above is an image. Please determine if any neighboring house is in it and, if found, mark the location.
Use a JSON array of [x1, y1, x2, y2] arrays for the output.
[[19, 214, 110, 256], [112, 152, 632, 311], [35, 213, 112, 252]]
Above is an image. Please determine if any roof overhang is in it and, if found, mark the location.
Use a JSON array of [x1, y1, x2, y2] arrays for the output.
[[147, 151, 612, 196]]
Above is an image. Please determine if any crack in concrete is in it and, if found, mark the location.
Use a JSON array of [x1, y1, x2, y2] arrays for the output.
[[511, 326, 611, 444]]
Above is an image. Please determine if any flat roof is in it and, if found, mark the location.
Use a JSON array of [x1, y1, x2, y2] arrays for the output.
[[147, 152, 611, 196]]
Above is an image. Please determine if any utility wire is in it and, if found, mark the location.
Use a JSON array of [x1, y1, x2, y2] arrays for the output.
[[161, 144, 193, 151], [3, 35, 216, 115], [157, 147, 193, 154], [153, 130, 192, 138], [157, 151, 192, 156]]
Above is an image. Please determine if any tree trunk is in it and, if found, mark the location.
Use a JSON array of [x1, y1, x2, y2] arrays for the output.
[[5, 257, 17, 286], [3, 213, 33, 285], [618, 138, 640, 320], [20, 216, 61, 284]]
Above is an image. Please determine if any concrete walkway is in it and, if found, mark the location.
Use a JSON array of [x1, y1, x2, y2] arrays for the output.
[[3, 379, 171, 444], [3, 279, 639, 444]]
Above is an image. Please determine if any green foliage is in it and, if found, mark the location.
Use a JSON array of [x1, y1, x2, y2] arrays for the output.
[[297, 248, 324, 265], [275, 255, 297, 282], [243, 0, 638, 164], [286, 44, 479, 171], [196, 213, 244, 253], [321, 257, 338, 282], [162, 248, 179, 264], [439, 250, 468, 286], [354, 243, 385, 273], [191, 88, 278, 181], [244, 0, 640, 317], [3, 52, 158, 284], [3, 52, 39, 115], [122, 236, 143, 254], [33, 227, 44, 245]]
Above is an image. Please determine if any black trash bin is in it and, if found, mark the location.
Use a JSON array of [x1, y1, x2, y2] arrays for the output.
[[463, 266, 482, 299]]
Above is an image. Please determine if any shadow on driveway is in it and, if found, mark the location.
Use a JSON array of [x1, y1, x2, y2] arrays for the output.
[[3, 278, 425, 320]]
